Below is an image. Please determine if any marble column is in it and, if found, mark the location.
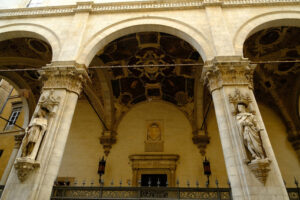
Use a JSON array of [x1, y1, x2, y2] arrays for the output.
[[204, 56, 289, 200], [1, 62, 88, 200]]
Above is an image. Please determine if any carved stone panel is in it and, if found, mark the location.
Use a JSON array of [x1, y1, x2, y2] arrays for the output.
[[145, 120, 164, 152]]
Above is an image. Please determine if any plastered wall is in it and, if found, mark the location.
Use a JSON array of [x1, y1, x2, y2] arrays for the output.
[[58, 100, 229, 187], [58, 99, 300, 188], [57, 99, 104, 184], [258, 102, 300, 187]]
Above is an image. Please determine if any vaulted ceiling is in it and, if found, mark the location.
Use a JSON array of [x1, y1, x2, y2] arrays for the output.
[[244, 26, 300, 136]]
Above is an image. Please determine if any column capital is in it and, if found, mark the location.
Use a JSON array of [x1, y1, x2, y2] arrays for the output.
[[39, 61, 90, 95], [203, 56, 256, 93]]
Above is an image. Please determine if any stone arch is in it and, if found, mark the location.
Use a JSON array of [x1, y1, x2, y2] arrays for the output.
[[0, 73, 35, 129], [0, 23, 61, 61], [113, 100, 194, 133], [234, 11, 300, 55], [78, 16, 213, 66]]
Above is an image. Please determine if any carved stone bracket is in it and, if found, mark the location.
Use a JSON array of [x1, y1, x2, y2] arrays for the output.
[[100, 131, 116, 156], [39, 62, 90, 95], [203, 57, 256, 93], [248, 158, 271, 185], [288, 135, 300, 160], [14, 157, 40, 182], [192, 130, 210, 156]]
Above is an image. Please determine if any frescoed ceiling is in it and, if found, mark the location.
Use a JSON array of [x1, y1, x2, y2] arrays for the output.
[[244, 26, 300, 134], [90, 32, 203, 114]]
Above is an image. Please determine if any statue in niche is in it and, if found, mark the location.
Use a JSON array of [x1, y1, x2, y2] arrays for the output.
[[21, 106, 49, 160], [236, 102, 265, 162]]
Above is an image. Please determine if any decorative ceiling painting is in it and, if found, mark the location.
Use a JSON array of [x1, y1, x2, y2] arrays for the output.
[[0, 38, 52, 100], [91, 32, 203, 119]]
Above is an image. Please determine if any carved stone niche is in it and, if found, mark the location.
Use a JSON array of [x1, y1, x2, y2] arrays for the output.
[[14, 90, 60, 182], [129, 154, 179, 187], [229, 89, 271, 185]]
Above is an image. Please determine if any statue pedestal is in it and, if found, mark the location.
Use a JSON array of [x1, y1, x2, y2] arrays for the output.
[[14, 158, 40, 182], [248, 158, 271, 185]]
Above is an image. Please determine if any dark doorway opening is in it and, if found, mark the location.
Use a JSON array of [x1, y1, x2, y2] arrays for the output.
[[141, 174, 167, 187]]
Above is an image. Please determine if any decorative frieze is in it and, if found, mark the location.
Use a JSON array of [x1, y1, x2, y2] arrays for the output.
[[39, 63, 89, 95], [0, 0, 299, 19], [204, 57, 256, 92]]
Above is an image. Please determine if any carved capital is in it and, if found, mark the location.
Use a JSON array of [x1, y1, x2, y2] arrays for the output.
[[203, 57, 256, 93], [100, 131, 117, 156], [39, 62, 90, 95]]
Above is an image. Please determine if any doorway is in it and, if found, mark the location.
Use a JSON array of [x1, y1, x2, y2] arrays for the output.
[[141, 174, 167, 187]]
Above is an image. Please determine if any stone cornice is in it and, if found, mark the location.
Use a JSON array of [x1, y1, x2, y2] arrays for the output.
[[0, 0, 299, 19], [203, 56, 256, 93], [39, 61, 90, 95]]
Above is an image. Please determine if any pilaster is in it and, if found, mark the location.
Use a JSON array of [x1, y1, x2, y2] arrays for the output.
[[1, 62, 89, 200], [204, 56, 288, 200]]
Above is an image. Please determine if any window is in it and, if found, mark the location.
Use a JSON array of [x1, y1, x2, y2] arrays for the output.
[[4, 102, 22, 131], [0, 150, 3, 157]]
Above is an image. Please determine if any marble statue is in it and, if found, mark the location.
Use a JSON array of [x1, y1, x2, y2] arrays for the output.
[[236, 103, 265, 161], [21, 107, 48, 160]]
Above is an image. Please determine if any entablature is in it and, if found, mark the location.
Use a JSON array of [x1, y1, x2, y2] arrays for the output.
[[0, 0, 300, 19]]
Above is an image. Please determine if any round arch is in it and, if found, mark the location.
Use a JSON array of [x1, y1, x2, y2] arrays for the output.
[[234, 11, 300, 56], [113, 100, 194, 133], [78, 16, 214, 66], [0, 73, 35, 129], [0, 23, 61, 61]]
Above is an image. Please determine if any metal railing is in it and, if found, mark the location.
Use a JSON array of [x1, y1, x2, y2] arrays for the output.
[[51, 186, 232, 200], [0, 182, 299, 200]]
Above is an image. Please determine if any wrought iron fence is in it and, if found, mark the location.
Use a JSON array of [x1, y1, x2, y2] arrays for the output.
[[50, 186, 300, 200], [287, 188, 300, 200], [0, 183, 299, 200], [0, 185, 4, 198], [51, 186, 232, 200]]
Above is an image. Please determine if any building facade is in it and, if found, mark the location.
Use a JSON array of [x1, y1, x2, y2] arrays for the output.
[[0, 0, 299, 199]]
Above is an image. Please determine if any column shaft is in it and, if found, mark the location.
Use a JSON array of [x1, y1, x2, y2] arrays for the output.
[[1, 63, 88, 200], [204, 56, 289, 200]]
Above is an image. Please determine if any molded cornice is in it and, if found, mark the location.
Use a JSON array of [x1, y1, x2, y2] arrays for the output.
[[0, 0, 299, 19]]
